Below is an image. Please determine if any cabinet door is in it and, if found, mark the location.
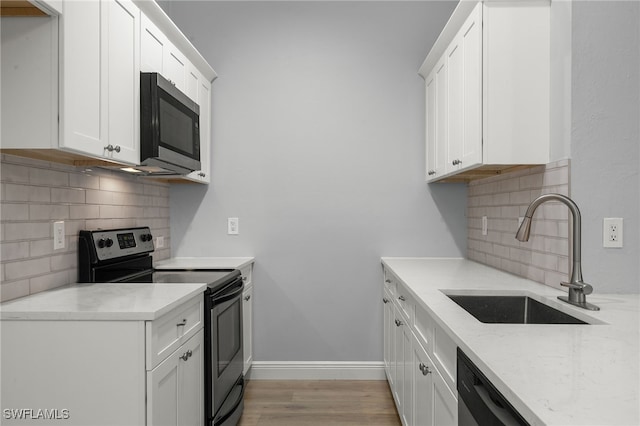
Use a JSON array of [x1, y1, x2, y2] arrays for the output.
[[242, 285, 254, 375], [164, 43, 187, 92], [446, 35, 463, 175], [147, 349, 179, 426], [392, 308, 403, 408], [60, 0, 139, 164], [382, 290, 393, 379], [59, 0, 105, 157], [178, 330, 204, 426], [433, 367, 458, 426], [141, 12, 166, 73], [186, 64, 200, 102], [147, 330, 204, 426], [434, 57, 448, 178], [459, 3, 482, 170], [105, 0, 140, 164], [401, 322, 414, 426], [425, 70, 437, 181], [413, 340, 457, 426], [184, 72, 211, 183], [414, 341, 434, 426]]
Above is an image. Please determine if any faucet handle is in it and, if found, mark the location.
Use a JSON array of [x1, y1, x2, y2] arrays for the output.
[[561, 281, 593, 295]]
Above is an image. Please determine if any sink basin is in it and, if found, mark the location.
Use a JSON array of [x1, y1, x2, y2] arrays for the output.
[[447, 295, 588, 324]]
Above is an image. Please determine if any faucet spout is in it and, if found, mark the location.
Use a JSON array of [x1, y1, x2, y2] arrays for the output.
[[515, 194, 600, 311]]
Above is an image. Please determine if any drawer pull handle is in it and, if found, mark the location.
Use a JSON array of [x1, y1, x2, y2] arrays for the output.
[[398, 295, 406, 301], [244, 295, 251, 301], [180, 350, 193, 361], [418, 363, 431, 375], [394, 319, 403, 327], [176, 319, 187, 327], [383, 298, 389, 304], [385, 279, 391, 283]]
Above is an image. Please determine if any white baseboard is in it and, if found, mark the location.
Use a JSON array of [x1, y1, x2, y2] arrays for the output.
[[246, 361, 386, 380]]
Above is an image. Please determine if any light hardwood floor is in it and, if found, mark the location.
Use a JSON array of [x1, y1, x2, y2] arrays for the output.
[[238, 380, 401, 426]]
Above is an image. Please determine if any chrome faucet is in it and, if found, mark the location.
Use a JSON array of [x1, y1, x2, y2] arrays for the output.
[[516, 194, 600, 311]]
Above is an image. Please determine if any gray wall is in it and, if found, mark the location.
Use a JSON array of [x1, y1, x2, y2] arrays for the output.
[[164, 2, 465, 361], [571, 1, 639, 293]]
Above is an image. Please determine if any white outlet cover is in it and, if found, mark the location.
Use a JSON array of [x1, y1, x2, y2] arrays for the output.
[[228, 218, 239, 235], [53, 221, 65, 250], [156, 236, 164, 248], [603, 218, 623, 248]]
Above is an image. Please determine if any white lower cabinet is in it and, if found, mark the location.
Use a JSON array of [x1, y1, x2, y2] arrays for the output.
[[0, 295, 204, 426], [147, 329, 204, 426], [240, 264, 254, 375], [414, 340, 457, 426], [242, 284, 254, 375], [382, 268, 458, 426]]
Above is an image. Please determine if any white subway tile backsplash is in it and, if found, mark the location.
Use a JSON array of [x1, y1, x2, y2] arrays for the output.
[[5, 258, 50, 280], [70, 205, 100, 220], [1, 154, 171, 302], [51, 187, 86, 204], [0, 280, 30, 303], [468, 160, 570, 288], [1, 241, 30, 261], [29, 168, 69, 187], [29, 204, 70, 221], [4, 184, 51, 202], [29, 270, 71, 294], [0, 163, 29, 183], [3, 222, 50, 241]]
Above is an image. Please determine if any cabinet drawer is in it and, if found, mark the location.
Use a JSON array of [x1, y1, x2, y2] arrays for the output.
[[414, 305, 434, 352], [395, 287, 414, 324], [239, 265, 252, 286], [432, 323, 457, 392], [146, 296, 203, 370], [383, 269, 398, 297]]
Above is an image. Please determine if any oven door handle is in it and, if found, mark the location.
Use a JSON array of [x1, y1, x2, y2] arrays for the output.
[[211, 279, 244, 305]]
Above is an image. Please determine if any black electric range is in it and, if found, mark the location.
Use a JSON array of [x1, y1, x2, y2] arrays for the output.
[[78, 227, 245, 426]]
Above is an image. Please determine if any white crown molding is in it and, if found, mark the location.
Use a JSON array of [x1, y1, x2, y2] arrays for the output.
[[246, 361, 386, 381]]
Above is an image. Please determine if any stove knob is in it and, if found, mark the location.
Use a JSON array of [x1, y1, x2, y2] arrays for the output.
[[97, 238, 106, 248], [105, 238, 114, 248], [140, 234, 147, 242], [147, 233, 153, 242]]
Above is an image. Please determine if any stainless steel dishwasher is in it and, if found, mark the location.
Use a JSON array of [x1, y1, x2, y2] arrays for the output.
[[457, 348, 529, 426]]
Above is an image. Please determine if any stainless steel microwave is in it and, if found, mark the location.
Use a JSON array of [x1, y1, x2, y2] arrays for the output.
[[140, 72, 200, 175]]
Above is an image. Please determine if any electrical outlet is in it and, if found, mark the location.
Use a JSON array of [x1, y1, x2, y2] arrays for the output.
[[603, 218, 623, 248], [53, 221, 65, 250], [482, 216, 488, 236], [156, 236, 164, 248], [228, 218, 239, 235]]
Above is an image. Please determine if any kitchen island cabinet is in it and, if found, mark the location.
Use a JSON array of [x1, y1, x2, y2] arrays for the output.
[[381, 257, 640, 426], [0, 283, 206, 426]]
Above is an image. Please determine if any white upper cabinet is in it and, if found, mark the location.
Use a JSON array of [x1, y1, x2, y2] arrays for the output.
[[60, 0, 140, 164], [1, 0, 216, 180], [139, 8, 214, 184], [2, 0, 141, 165], [140, 12, 196, 102], [420, 0, 550, 183]]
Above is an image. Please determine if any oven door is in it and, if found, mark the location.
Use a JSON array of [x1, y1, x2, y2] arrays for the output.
[[210, 278, 244, 424]]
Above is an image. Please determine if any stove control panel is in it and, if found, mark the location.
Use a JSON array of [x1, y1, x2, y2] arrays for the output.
[[82, 227, 154, 261]]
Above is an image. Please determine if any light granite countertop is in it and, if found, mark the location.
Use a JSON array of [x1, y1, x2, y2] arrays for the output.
[[0, 283, 207, 321], [154, 257, 255, 270], [381, 257, 640, 426]]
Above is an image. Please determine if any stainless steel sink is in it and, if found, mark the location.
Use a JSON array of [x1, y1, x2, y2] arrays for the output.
[[447, 295, 589, 324]]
